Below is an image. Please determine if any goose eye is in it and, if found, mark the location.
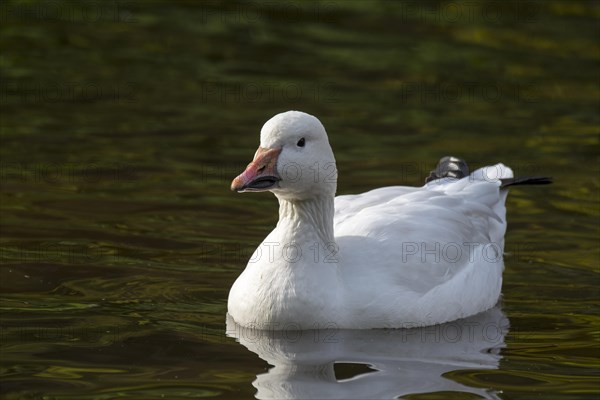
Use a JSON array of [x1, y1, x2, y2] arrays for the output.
[[297, 138, 305, 147]]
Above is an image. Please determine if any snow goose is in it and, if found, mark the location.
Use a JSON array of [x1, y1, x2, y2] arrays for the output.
[[228, 111, 549, 329]]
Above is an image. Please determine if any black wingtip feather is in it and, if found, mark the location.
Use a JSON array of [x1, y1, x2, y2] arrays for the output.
[[500, 176, 553, 189], [426, 156, 553, 189]]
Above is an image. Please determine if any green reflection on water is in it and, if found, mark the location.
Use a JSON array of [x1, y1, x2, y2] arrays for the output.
[[1, 0, 598, 399]]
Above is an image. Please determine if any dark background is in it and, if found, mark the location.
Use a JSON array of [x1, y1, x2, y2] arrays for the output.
[[1, 1, 598, 399]]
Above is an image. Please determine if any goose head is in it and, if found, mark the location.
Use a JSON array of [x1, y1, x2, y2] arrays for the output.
[[231, 111, 337, 201]]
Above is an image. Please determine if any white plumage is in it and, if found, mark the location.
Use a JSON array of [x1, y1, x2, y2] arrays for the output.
[[228, 111, 513, 329]]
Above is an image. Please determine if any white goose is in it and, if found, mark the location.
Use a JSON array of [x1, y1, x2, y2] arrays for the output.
[[228, 111, 548, 329]]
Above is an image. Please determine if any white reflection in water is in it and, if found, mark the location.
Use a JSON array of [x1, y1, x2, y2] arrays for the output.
[[227, 306, 508, 399]]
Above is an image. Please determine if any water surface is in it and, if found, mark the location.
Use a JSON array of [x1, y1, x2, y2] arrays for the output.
[[1, 1, 598, 399]]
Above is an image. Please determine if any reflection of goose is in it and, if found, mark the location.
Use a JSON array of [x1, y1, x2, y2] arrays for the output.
[[229, 111, 550, 329], [227, 307, 508, 400]]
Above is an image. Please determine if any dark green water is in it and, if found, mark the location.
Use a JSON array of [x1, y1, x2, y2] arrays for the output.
[[1, 1, 598, 399]]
